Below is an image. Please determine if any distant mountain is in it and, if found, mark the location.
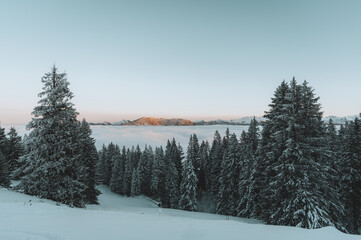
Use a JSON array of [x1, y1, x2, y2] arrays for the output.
[[130, 117, 194, 126], [90, 117, 194, 126], [229, 116, 267, 125], [89, 115, 360, 126]]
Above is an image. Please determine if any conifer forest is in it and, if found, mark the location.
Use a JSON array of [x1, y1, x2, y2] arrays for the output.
[[1, 67, 360, 236]]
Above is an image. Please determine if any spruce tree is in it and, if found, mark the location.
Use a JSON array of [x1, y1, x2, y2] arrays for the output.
[[110, 145, 123, 193], [0, 125, 9, 160], [0, 151, 10, 187], [261, 79, 335, 228], [6, 127, 24, 176], [178, 141, 198, 211], [105, 142, 116, 185], [176, 142, 184, 185], [96, 145, 108, 184], [186, 134, 201, 192], [170, 139, 183, 187], [209, 131, 223, 194], [18, 66, 90, 207], [164, 140, 179, 208], [78, 119, 100, 204], [199, 140, 210, 191], [137, 146, 150, 195], [123, 148, 134, 196], [340, 118, 361, 234], [324, 119, 345, 231], [237, 118, 260, 218], [131, 168, 141, 196], [248, 123, 272, 219], [150, 147, 165, 201], [217, 133, 240, 216]]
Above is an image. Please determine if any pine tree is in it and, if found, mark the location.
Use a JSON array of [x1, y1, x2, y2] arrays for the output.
[[17, 66, 89, 207], [96, 145, 108, 184], [248, 123, 272, 219], [199, 140, 210, 191], [176, 142, 184, 185], [178, 142, 198, 211], [137, 146, 150, 195], [324, 119, 345, 231], [169, 139, 183, 187], [6, 127, 24, 176], [186, 134, 201, 191], [0, 151, 10, 187], [209, 131, 223, 194], [164, 140, 179, 208], [131, 168, 141, 196], [123, 148, 134, 196], [261, 79, 335, 228], [105, 142, 116, 185], [150, 147, 165, 202], [12, 134, 31, 180], [133, 145, 141, 171], [217, 133, 240, 216], [237, 118, 260, 218], [340, 118, 361, 234], [78, 119, 100, 204], [110, 145, 122, 193], [0, 125, 9, 161]]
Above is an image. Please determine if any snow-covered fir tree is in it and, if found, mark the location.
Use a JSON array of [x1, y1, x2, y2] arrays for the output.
[[199, 140, 211, 191], [96, 144, 108, 184], [178, 137, 198, 211], [170, 139, 183, 188], [0, 151, 10, 187], [137, 145, 152, 196], [131, 168, 141, 196], [109, 145, 123, 193], [77, 119, 100, 204], [339, 118, 361, 234], [188, 134, 201, 179], [17, 66, 96, 207], [6, 127, 24, 177], [175, 142, 185, 185], [260, 79, 336, 228], [237, 118, 260, 218], [150, 146, 165, 201], [123, 147, 135, 196], [164, 140, 179, 208], [323, 119, 345, 231], [209, 130, 223, 194], [105, 143, 116, 185], [216, 133, 240, 216], [0, 125, 9, 160]]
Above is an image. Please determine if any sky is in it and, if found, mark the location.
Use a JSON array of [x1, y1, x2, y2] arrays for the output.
[[0, 0, 360, 124]]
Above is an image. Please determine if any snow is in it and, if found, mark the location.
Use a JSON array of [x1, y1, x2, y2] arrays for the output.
[[0, 186, 357, 240]]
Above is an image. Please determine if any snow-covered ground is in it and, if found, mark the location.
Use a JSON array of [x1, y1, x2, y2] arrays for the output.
[[2, 125, 250, 149], [0, 186, 357, 240]]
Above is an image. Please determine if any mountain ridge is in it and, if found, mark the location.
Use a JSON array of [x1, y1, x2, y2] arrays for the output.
[[89, 115, 359, 126]]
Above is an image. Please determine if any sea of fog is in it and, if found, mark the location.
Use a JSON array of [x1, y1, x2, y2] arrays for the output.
[[2, 124, 250, 150]]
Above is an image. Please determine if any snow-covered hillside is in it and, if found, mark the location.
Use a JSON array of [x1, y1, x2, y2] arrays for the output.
[[0, 186, 357, 240]]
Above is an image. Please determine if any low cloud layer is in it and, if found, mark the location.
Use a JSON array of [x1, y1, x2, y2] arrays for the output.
[[3, 125, 250, 150]]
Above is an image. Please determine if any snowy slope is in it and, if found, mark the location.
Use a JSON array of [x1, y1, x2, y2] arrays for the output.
[[0, 186, 357, 240]]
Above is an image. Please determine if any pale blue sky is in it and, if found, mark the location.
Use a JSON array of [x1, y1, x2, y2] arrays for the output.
[[0, 0, 360, 124]]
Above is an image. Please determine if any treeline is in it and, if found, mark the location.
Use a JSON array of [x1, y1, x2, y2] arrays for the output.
[[0, 126, 24, 186], [97, 79, 361, 234]]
